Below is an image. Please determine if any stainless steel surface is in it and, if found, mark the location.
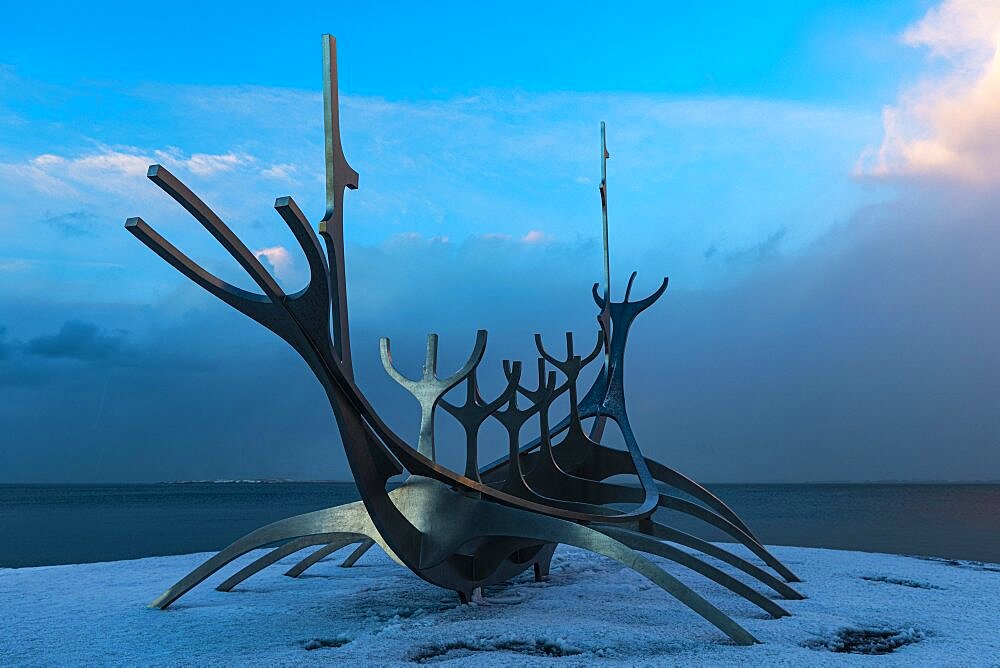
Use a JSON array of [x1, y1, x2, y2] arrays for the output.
[[124, 34, 805, 647]]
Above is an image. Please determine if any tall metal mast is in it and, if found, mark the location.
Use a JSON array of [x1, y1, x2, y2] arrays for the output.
[[320, 35, 360, 377], [599, 121, 611, 305]]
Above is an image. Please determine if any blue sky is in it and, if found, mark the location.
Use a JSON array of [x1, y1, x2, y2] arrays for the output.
[[3, 0, 1000, 482], [2, 1, 929, 98], [0, 1, 926, 302]]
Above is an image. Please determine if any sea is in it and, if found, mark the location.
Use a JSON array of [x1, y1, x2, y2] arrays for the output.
[[1, 483, 997, 568]]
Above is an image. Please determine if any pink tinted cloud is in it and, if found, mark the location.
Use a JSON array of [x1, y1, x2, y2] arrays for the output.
[[253, 245, 294, 280], [859, 0, 1000, 183]]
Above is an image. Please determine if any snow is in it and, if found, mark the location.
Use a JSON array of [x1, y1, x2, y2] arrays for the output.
[[1, 543, 997, 666]]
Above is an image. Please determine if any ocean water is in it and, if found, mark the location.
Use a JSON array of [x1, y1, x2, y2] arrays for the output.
[[0, 483, 997, 568]]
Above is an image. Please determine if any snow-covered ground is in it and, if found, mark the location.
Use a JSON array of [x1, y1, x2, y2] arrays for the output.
[[1, 543, 997, 666]]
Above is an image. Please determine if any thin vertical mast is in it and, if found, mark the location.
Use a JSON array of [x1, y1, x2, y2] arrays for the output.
[[320, 35, 360, 377], [599, 121, 611, 304], [590, 122, 612, 442]]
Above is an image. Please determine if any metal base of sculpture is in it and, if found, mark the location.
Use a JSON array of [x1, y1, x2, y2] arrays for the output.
[[126, 35, 803, 646]]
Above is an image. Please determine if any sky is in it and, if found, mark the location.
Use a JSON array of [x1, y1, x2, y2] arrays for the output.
[[2, 0, 999, 483]]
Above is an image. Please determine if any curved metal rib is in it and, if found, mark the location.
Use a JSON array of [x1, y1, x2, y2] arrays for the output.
[[596, 525, 789, 618], [514, 450, 796, 584], [339, 538, 376, 568], [281, 537, 376, 578], [478, 411, 761, 546], [633, 520, 803, 600], [217, 533, 364, 592], [523, 459, 796, 583], [285, 540, 354, 578], [641, 454, 762, 542], [149, 501, 375, 609], [658, 495, 798, 582]]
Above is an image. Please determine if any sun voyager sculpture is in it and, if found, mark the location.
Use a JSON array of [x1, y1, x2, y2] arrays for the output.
[[126, 35, 803, 646]]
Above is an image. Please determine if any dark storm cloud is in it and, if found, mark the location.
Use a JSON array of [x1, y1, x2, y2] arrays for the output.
[[40, 210, 100, 237], [3, 185, 1000, 483], [626, 187, 1000, 483], [0, 235, 602, 482], [724, 226, 787, 264], [22, 320, 128, 361]]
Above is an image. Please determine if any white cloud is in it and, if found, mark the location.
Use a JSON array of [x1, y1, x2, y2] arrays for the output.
[[0, 73, 877, 295], [31, 154, 65, 166], [859, 0, 1000, 182], [903, 0, 1000, 59], [185, 152, 249, 176], [74, 149, 152, 178], [253, 245, 294, 280], [0, 258, 34, 273], [520, 229, 552, 244], [0, 147, 155, 199], [0, 147, 264, 212], [261, 163, 298, 180], [152, 149, 253, 176], [0, 161, 75, 197]]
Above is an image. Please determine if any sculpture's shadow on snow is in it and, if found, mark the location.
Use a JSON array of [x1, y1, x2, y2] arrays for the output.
[[348, 587, 463, 623], [296, 565, 376, 580], [860, 575, 942, 590], [408, 637, 583, 663], [804, 628, 926, 655], [299, 636, 352, 651]]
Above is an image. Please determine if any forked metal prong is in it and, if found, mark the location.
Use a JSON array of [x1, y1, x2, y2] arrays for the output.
[[273, 195, 328, 288], [145, 164, 284, 302], [125, 217, 271, 318], [380, 330, 489, 459]]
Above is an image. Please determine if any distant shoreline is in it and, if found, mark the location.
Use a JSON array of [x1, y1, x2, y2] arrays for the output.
[[3, 483, 999, 567]]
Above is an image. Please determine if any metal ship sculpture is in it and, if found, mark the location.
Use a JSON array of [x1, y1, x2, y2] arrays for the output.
[[126, 35, 802, 646]]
